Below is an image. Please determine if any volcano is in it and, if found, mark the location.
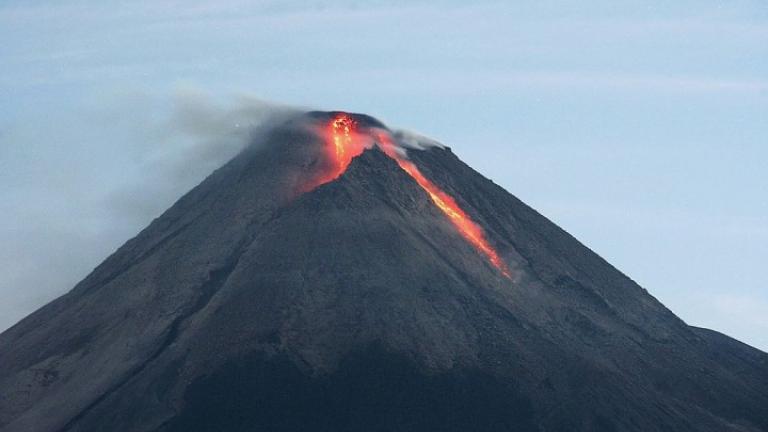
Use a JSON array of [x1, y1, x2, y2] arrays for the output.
[[1, 112, 767, 432]]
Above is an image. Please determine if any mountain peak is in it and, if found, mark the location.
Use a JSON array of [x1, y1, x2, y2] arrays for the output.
[[1, 111, 767, 432]]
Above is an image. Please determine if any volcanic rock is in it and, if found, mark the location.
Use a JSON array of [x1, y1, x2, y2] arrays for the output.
[[1, 112, 766, 432]]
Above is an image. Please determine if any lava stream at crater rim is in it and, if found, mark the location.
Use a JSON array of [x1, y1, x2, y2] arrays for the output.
[[311, 113, 511, 279], [309, 114, 369, 188]]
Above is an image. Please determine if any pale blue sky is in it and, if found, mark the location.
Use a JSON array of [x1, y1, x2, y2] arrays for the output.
[[1, 0, 767, 350]]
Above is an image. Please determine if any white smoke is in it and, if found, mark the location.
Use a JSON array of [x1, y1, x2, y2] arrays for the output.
[[391, 129, 446, 150], [106, 88, 306, 223]]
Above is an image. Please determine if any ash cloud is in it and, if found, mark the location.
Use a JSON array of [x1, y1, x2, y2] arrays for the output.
[[106, 88, 306, 224]]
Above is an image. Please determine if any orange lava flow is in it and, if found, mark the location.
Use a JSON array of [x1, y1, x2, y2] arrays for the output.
[[312, 113, 511, 278], [330, 114, 355, 176], [311, 113, 367, 188], [376, 132, 511, 278]]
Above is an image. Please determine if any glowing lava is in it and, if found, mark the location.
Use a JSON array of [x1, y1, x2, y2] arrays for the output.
[[330, 114, 356, 176], [376, 132, 512, 279], [311, 113, 368, 188], [309, 113, 511, 278]]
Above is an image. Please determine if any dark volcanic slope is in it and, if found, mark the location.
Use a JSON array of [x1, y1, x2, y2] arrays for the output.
[[1, 115, 767, 432]]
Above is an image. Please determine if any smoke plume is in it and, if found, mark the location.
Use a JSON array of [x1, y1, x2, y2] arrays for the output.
[[107, 88, 306, 223]]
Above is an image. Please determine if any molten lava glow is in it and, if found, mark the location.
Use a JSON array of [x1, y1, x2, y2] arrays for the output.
[[311, 113, 511, 278], [331, 114, 355, 175], [375, 133, 511, 278], [311, 114, 367, 188]]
